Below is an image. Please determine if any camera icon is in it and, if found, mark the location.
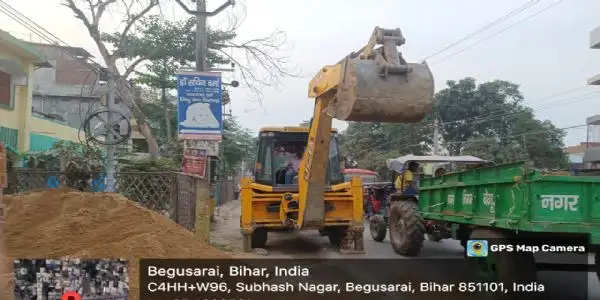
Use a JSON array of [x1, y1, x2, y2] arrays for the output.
[[466, 240, 488, 257]]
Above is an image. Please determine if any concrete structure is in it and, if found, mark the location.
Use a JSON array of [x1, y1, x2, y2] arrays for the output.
[[589, 26, 600, 85], [28, 43, 132, 131], [27, 42, 148, 153], [0, 29, 79, 153], [565, 142, 600, 163]]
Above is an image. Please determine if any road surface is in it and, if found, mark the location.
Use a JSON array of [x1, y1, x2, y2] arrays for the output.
[[211, 199, 600, 299]]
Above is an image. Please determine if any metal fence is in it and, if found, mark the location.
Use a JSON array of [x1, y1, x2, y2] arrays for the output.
[[6, 169, 198, 231]]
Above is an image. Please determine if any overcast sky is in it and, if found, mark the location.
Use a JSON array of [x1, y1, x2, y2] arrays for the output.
[[2, 0, 600, 146]]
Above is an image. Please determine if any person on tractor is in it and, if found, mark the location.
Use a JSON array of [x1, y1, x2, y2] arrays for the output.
[[394, 161, 419, 195]]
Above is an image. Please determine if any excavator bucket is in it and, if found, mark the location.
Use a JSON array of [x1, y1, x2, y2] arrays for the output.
[[333, 59, 433, 123], [311, 27, 434, 123]]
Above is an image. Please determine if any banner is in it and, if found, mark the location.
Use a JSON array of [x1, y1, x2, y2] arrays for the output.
[[182, 148, 208, 178], [177, 72, 223, 139]]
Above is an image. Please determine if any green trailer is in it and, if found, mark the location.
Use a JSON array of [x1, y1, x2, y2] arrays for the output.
[[388, 161, 600, 280]]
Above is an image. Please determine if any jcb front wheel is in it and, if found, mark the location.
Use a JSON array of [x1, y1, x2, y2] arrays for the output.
[[328, 227, 346, 247], [389, 201, 424, 256], [251, 228, 268, 248]]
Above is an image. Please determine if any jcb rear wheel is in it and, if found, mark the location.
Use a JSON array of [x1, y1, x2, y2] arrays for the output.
[[389, 200, 424, 256], [251, 228, 268, 248], [369, 215, 387, 242]]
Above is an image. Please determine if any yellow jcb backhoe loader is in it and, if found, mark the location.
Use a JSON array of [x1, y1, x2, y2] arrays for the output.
[[240, 27, 434, 253]]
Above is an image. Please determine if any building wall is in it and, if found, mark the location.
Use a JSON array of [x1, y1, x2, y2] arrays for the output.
[[0, 47, 34, 152], [31, 43, 99, 95], [0, 40, 79, 153]]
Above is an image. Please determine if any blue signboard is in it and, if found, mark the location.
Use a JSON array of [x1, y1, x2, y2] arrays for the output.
[[177, 72, 222, 138]]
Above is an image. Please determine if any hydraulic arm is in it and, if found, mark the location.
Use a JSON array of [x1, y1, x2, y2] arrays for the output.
[[296, 27, 434, 229]]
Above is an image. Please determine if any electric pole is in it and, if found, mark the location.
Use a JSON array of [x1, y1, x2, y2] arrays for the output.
[[105, 71, 116, 192], [196, 0, 207, 71], [174, 0, 235, 71], [433, 118, 441, 155]]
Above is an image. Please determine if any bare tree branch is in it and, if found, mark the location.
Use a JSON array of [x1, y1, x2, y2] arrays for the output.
[[95, 0, 117, 25], [123, 56, 146, 78], [64, 0, 160, 157], [213, 29, 298, 103], [118, 0, 157, 50]]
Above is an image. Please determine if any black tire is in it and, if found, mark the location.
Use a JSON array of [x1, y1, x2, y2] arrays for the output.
[[595, 251, 600, 281], [369, 215, 387, 242], [328, 227, 346, 247], [470, 229, 536, 282], [251, 228, 267, 248], [389, 200, 425, 256]]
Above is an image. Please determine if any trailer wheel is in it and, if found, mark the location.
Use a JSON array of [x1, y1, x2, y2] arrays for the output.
[[369, 215, 387, 242], [251, 228, 268, 248], [389, 200, 425, 256], [470, 229, 536, 282], [328, 227, 346, 247], [595, 252, 600, 281]]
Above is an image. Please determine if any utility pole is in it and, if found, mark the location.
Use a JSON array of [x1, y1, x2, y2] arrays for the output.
[[105, 71, 116, 192], [175, 0, 235, 183], [433, 117, 441, 155], [175, 0, 235, 71], [196, 0, 207, 71]]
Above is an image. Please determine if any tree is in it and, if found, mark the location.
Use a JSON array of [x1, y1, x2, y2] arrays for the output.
[[125, 15, 235, 140], [339, 77, 568, 173], [339, 119, 433, 176], [436, 78, 567, 169], [64, 0, 162, 157], [64, 1, 295, 158], [435, 78, 523, 156], [220, 117, 257, 176]]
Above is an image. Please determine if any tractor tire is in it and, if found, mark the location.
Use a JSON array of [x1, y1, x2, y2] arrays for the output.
[[251, 228, 268, 248], [328, 227, 346, 248], [595, 251, 600, 281], [389, 200, 425, 256], [369, 215, 387, 242], [470, 229, 536, 282]]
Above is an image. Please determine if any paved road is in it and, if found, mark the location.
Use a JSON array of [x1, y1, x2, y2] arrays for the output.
[[211, 199, 600, 299]]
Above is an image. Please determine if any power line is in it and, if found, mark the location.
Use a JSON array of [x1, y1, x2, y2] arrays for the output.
[[357, 123, 587, 154], [0, 0, 106, 74], [417, 85, 595, 129], [430, 0, 563, 65], [0, 0, 69, 45], [422, 0, 541, 61], [443, 123, 586, 146], [436, 89, 600, 127]]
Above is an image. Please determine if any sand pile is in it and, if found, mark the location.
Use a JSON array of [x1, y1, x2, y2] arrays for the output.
[[3, 189, 228, 299]]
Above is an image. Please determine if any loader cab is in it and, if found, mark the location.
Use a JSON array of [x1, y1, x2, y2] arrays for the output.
[[254, 127, 344, 187]]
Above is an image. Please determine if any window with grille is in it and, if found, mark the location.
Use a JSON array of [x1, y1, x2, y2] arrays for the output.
[[0, 70, 12, 108]]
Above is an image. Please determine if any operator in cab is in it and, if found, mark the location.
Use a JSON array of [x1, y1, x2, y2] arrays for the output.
[[394, 161, 419, 195]]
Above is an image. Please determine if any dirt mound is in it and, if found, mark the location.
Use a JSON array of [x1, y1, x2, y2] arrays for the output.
[[3, 189, 228, 299]]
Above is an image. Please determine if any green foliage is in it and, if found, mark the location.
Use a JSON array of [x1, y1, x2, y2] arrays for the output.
[[220, 117, 257, 176], [106, 15, 237, 142], [339, 77, 568, 173], [436, 78, 567, 169], [117, 156, 180, 172], [138, 94, 178, 142], [23, 141, 104, 172], [339, 118, 433, 176], [435, 78, 523, 155]]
